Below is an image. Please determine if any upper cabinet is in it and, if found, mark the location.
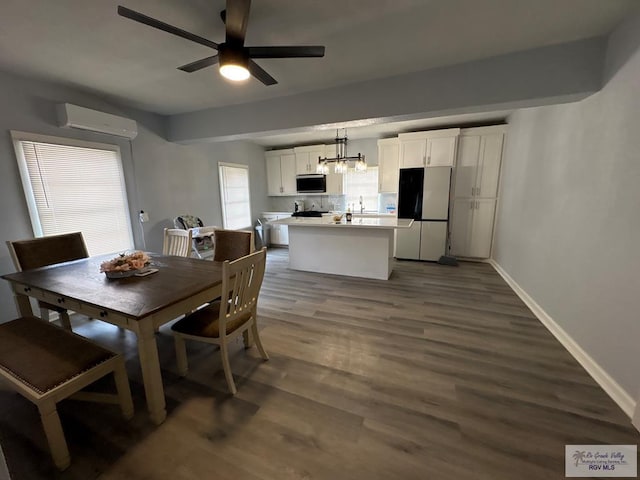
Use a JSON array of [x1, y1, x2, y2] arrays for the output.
[[398, 128, 460, 168], [377, 138, 399, 193], [454, 126, 505, 199], [265, 149, 297, 196], [294, 145, 326, 175]]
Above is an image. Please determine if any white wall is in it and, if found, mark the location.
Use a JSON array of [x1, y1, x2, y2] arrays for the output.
[[0, 70, 268, 323], [493, 12, 640, 409]]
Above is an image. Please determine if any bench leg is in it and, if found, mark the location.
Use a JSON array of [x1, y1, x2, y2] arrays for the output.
[[113, 361, 134, 420], [174, 335, 189, 377], [37, 401, 70, 471]]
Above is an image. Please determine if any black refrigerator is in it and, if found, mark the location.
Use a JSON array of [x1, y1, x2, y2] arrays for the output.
[[396, 167, 451, 260]]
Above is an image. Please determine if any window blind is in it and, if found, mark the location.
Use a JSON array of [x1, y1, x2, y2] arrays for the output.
[[15, 138, 134, 255], [219, 163, 252, 230], [345, 166, 379, 213]]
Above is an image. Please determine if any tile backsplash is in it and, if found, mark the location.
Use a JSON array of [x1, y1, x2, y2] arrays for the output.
[[267, 193, 397, 214]]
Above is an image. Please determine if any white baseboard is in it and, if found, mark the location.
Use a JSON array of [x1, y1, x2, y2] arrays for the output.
[[487, 259, 637, 420]]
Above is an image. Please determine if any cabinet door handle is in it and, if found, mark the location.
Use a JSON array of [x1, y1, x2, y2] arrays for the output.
[[427, 155, 431, 165], [471, 187, 475, 196], [470, 202, 473, 210], [477, 187, 480, 196]]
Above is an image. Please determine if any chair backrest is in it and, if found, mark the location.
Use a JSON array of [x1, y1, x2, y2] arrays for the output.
[[174, 215, 204, 230], [162, 228, 193, 257], [213, 229, 254, 262], [218, 248, 267, 336], [7, 232, 89, 271]]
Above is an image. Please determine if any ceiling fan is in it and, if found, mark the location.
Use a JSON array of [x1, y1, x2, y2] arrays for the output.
[[117, 0, 325, 85]]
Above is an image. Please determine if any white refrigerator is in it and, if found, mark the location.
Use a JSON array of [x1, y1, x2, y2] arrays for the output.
[[395, 167, 451, 261]]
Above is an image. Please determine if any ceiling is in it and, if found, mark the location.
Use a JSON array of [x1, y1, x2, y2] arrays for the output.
[[0, 0, 637, 119]]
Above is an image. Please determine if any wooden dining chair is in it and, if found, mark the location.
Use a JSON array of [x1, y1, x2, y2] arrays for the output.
[[6, 232, 89, 330], [171, 248, 269, 394], [162, 228, 193, 257], [213, 228, 254, 262]]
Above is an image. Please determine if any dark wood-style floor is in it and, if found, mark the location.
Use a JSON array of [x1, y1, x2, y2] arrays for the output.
[[1, 248, 638, 479]]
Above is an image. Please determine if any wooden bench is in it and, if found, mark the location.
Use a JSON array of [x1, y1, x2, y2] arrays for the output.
[[0, 316, 133, 471]]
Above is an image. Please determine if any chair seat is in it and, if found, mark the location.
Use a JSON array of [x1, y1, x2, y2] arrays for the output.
[[0, 316, 115, 395], [171, 302, 251, 338]]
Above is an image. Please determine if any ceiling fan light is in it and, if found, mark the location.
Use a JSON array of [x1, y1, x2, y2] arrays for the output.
[[219, 64, 250, 81], [218, 45, 250, 82]]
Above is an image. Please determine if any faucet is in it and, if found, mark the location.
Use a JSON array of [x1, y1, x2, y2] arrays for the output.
[[359, 196, 364, 214]]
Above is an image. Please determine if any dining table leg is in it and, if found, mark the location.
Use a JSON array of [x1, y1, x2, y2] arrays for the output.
[[136, 319, 167, 425], [12, 291, 34, 317]]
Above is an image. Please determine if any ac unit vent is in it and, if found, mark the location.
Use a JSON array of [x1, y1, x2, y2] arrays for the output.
[[57, 103, 138, 139]]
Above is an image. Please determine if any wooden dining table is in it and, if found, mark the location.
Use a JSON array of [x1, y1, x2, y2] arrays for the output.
[[2, 253, 225, 425]]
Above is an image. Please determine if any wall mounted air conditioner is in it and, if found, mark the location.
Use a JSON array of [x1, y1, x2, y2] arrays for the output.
[[57, 103, 138, 139]]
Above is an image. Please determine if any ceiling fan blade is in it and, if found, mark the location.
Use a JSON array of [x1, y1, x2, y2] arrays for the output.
[[117, 6, 218, 50], [247, 46, 325, 59], [178, 55, 219, 73], [248, 60, 277, 86], [225, 0, 251, 44]]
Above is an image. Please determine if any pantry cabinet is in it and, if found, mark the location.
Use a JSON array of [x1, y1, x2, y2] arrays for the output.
[[450, 198, 497, 259], [450, 125, 506, 258], [398, 128, 460, 169], [265, 149, 297, 196], [377, 138, 399, 193], [454, 129, 504, 199]]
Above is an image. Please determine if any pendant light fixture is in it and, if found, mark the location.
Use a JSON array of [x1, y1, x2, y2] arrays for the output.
[[317, 129, 367, 174]]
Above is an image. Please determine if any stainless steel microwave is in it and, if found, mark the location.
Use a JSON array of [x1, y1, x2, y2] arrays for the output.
[[296, 174, 326, 193]]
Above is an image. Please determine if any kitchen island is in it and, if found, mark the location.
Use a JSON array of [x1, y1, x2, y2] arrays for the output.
[[269, 216, 413, 280]]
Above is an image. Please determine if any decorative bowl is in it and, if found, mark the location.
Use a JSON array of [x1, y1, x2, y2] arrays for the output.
[[332, 214, 343, 223], [104, 269, 141, 279]]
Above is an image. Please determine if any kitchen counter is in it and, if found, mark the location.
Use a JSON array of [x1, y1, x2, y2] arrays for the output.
[[270, 217, 412, 229], [271, 217, 413, 280]]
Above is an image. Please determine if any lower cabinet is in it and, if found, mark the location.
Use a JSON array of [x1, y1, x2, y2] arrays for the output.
[[450, 198, 496, 258], [263, 213, 290, 246], [395, 221, 447, 261]]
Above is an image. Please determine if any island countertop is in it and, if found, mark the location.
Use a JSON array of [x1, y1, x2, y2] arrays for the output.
[[269, 216, 413, 229]]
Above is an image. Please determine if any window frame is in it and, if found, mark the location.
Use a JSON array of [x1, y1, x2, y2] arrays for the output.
[[11, 130, 135, 251], [218, 162, 252, 230], [344, 166, 379, 214]]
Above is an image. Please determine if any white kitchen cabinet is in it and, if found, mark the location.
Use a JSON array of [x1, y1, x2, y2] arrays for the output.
[[325, 171, 343, 194], [263, 212, 290, 246], [450, 125, 506, 259], [454, 127, 505, 199], [398, 128, 460, 169], [450, 198, 496, 258], [294, 145, 325, 175], [265, 149, 296, 196], [377, 138, 399, 193]]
